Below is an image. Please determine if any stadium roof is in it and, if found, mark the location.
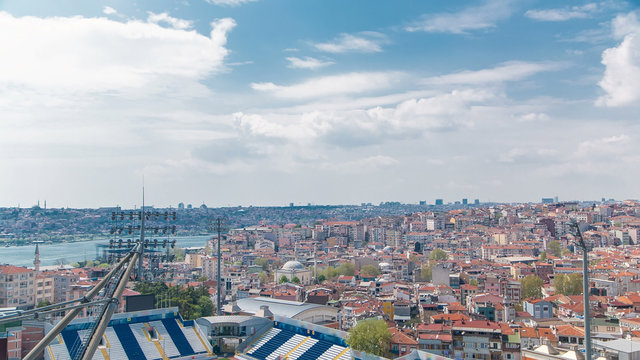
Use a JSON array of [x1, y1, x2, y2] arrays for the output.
[[236, 297, 333, 319]]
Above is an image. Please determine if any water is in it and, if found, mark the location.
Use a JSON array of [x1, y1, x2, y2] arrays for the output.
[[0, 235, 212, 267]]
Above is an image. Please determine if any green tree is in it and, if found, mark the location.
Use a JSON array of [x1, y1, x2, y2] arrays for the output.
[[171, 247, 186, 261], [547, 241, 562, 257], [469, 279, 478, 286], [317, 274, 326, 283], [521, 275, 543, 299], [555, 273, 583, 295], [197, 296, 215, 317], [323, 266, 338, 279], [255, 257, 269, 270], [291, 276, 301, 284], [37, 299, 52, 308], [259, 271, 270, 284], [421, 263, 432, 282], [429, 249, 448, 261], [346, 318, 392, 357], [361, 265, 381, 278], [279, 275, 289, 284], [539, 251, 547, 262], [197, 276, 208, 282], [133, 281, 215, 320], [338, 262, 356, 276]]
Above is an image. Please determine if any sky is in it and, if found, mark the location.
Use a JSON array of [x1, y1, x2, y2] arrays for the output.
[[1, 0, 640, 208]]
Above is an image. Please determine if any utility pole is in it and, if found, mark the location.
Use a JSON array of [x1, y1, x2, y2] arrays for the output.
[[574, 222, 592, 360], [215, 218, 223, 316]]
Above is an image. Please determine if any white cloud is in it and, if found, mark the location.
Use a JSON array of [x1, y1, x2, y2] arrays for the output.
[[250, 72, 402, 99], [286, 56, 334, 70], [323, 155, 399, 173], [314, 32, 387, 53], [575, 134, 629, 158], [498, 148, 557, 163], [525, 3, 598, 22], [235, 89, 495, 146], [147, 12, 193, 30], [423, 61, 561, 85], [103, 6, 117, 15], [596, 12, 640, 107], [0, 12, 235, 92], [406, 0, 514, 34], [206, 0, 258, 6], [516, 112, 550, 123]]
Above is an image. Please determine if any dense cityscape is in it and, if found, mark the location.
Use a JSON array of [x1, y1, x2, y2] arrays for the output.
[[3, 198, 640, 360], [3, 0, 640, 359]]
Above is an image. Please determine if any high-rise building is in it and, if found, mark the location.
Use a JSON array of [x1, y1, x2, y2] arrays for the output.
[[462, 198, 468, 205], [435, 199, 444, 205]]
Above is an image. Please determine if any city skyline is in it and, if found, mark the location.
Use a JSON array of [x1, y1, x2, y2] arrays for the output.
[[1, 0, 640, 208]]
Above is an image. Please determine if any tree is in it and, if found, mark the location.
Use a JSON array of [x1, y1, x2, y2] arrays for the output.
[[255, 257, 269, 270], [259, 271, 269, 284], [37, 299, 52, 308], [539, 251, 547, 262], [317, 274, 326, 283], [346, 318, 392, 357], [171, 247, 186, 261], [469, 279, 478, 286], [555, 273, 583, 295], [338, 262, 355, 276], [429, 249, 448, 261], [322, 266, 338, 279], [421, 263, 432, 282], [279, 275, 289, 284], [361, 265, 380, 278], [521, 275, 543, 299], [547, 241, 562, 257], [291, 276, 301, 284], [133, 281, 214, 320]]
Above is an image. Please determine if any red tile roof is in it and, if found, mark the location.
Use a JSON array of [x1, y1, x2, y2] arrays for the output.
[[0, 265, 33, 274]]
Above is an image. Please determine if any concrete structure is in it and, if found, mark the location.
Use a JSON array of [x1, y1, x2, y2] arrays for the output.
[[235, 297, 338, 324], [274, 261, 312, 285], [524, 300, 554, 319]]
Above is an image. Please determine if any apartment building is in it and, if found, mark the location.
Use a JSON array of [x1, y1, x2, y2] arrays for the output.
[[0, 265, 36, 310]]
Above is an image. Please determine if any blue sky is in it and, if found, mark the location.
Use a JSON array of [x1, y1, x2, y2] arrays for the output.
[[0, 0, 639, 208]]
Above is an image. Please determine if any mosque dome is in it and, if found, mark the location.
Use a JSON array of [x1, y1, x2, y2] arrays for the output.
[[282, 260, 305, 270]]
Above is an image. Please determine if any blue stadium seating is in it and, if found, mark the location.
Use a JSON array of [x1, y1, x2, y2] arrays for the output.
[[61, 329, 82, 359], [113, 324, 146, 360], [248, 329, 295, 360], [297, 340, 334, 360], [161, 318, 194, 356]]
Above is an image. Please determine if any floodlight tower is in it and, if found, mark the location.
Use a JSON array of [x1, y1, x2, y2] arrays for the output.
[[573, 221, 592, 360], [214, 218, 223, 316]]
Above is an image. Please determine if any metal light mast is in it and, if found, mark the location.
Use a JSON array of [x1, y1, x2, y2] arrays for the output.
[[215, 218, 223, 315], [573, 222, 592, 360]]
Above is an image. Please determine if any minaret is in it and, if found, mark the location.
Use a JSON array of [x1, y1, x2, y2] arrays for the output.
[[313, 243, 318, 284], [34, 244, 41, 273]]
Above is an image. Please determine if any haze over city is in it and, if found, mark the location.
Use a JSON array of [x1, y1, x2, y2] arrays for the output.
[[1, 0, 639, 208]]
